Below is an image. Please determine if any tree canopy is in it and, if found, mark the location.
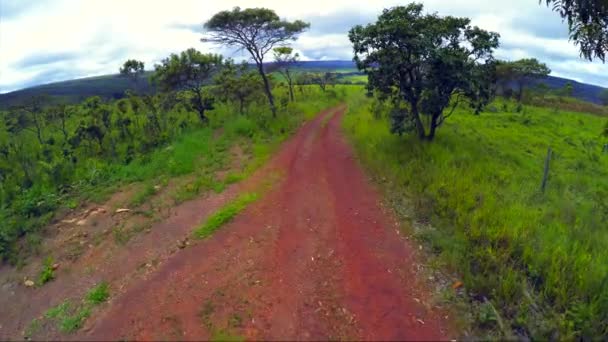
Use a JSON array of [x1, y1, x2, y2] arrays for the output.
[[496, 58, 551, 100], [119, 59, 145, 92], [119, 60, 144, 79], [349, 3, 500, 140], [152, 49, 223, 122], [202, 7, 309, 115], [544, 0, 608, 62], [214, 60, 263, 114]]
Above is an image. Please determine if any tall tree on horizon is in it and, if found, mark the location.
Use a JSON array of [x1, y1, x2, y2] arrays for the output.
[[202, 7, 310, 116], [119, 59, 145, 92]]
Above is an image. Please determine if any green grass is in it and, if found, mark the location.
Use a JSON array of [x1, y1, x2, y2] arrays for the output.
[[343, 94, 608, 339], [193, 193, 259, 239], [37, 256, 55, 286], [39, 282, 111, 334], [86, 282, 110, 304]]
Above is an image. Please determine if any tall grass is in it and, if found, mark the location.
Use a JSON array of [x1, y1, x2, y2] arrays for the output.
[[343, 93, 608, 339]]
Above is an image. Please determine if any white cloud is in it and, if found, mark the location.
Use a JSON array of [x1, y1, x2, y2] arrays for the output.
[[0, 0, 606, 93]]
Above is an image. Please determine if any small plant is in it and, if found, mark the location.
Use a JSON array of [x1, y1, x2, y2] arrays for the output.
[[38, 256, 55, 286], [86, 282, 110, 304], [193, 193, 258, 239], [36, 282, 111, 334], [223, 172, 244, 185]]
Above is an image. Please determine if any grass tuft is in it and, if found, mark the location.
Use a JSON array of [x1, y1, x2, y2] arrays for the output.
[[193, 193, 258, 239]]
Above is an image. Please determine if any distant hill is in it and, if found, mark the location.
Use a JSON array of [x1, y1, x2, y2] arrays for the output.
[[0, 72, 157, 109], [1, 60, 606, 109]]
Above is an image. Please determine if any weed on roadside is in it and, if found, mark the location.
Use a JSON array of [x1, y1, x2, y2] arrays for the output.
[[193, 193, 258, 239], [33, 282, 111, 335]]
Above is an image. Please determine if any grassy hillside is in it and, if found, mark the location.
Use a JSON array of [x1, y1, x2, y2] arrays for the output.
[[344, 95, 608, 339]]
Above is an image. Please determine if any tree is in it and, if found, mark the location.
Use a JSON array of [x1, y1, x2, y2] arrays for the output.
[[496, 59, 551, 101], [543, 0, 608, 62], [349, 3, 499, 141], [202, 7, 310, 116], [312, 72, 336, 92], [273, 47, 300, 102], [119, 59, 145, 92], [152, 49, 223, 122], [558, 82, 574, 98], [46, 104, 73, 144], [11, 95, 50, 145], [600, 89, 608, 106], [214, 61, 262, 115]]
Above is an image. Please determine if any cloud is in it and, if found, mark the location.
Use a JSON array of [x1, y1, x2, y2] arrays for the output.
[[0, 0, 606, 93], [12, 52, 79, 69]]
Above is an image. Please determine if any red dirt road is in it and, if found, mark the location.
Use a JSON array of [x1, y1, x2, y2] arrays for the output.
[[84, 105, 451, 341]]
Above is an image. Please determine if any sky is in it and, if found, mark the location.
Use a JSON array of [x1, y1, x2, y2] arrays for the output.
[[0, 0, 607, 94]]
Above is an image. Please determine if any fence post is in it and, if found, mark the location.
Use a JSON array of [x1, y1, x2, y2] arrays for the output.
[[541, 147, 552, 193]]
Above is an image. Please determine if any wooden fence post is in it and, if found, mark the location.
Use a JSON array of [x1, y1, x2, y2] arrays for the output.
[[541, 147, 552, 193]]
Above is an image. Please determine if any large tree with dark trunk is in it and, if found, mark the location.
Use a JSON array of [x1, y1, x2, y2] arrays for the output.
[[152, 49, 222, 123], [202, 7, 309, 116], [349, 3, 500, 141]]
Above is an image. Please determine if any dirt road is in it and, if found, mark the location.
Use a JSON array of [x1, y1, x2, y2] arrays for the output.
[[82, 105, 451, 340]]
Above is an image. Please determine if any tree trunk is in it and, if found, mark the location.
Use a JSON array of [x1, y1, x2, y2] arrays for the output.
[[194, 89, 208, 123], [411, 104, 425, 140], [427, 114, 440, 141], [257, 63, 276, 116], [288, 81, 295, 102], [286, 71, 295, 102]]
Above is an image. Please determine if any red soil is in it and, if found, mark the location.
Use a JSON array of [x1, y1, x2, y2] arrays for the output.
[[81, 105, 452, 341]]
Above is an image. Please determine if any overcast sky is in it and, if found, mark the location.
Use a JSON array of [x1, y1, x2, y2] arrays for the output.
[[1, 0, 607, 93]]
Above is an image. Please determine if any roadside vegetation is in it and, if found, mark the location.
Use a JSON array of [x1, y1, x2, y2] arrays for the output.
[[2, 1, 608, 340], [26, 282, 110, 337], [194, 192, 259, 239], [345, 92, 608, 339]]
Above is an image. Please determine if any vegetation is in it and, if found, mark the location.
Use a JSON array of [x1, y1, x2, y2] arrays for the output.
[[41, 282, 110, 333], [344, 93, 608, 339], [37, 256, 55, 285], [349, 3, 499, 141], [0, 63, 343, 264], [152, 49, 223, 122], [496, 59, 552, 101], [3, 2, 608, 339], [273, 47, 300, 102], [119, 59, 145, 92], [544, 0, 608, 61], [193, 192, 258, 239], [203, 7, 310, 115]]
